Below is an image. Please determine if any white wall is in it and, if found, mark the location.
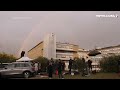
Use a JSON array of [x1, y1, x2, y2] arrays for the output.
[[43, 33, 56, 60]]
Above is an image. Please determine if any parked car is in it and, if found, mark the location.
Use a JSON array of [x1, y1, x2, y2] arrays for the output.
[[0, 62, 36, 79], [0, 63, 11, 70]]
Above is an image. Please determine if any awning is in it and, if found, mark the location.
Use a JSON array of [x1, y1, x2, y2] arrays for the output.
[[16, 57, 33, 62]]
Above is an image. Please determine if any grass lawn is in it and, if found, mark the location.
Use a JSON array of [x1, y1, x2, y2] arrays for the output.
[[30, 72, 120, 79]]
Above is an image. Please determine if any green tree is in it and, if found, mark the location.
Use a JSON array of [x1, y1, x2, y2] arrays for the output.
[[72, 58, 86, 72], [0, 52, 16, 63], [100, 55, 120, 72], [33, 56, 49, 72]]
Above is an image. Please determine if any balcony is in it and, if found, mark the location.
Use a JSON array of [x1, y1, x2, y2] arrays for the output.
[[56, 48, 78, 52], [56, 54, 73, 60], [56, 47, 74, 50], [56, 52, 73, 55], [56, 57, 72, 60]]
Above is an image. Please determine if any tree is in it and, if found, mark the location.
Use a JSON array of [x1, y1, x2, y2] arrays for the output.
[[0, 52, 17, 63], [72, 58, 86, 72], [33, 56, 49, 72], [100, 55, 120, 72]]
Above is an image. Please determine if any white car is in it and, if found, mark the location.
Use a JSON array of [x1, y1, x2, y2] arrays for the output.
[[0, 62, 36, 79]]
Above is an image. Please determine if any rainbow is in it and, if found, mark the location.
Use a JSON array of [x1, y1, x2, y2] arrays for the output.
[[17, 13, 54, 57], [17, 12, 69, 58]]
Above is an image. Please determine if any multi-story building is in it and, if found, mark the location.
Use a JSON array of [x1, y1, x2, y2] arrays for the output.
[[27, 33, 88, 70], [90, 45, 120, 62], [56, 42, 79, 60], [97, 45, 120, 56], [89, 45, 120, 71], [78, 49, 89, 60], [27, 33, 120, 71], [27, 33, 89, 60]]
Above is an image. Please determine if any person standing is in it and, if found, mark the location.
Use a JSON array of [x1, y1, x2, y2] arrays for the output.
[[88, 60, 92, 72], [38, 62, 41, 74], [55, 60, 59, 75], [58, 59, 64, 79], [69, 58, 73, 74], [62, 61, 65, 75], [51, 58, 56, 74], [34, 62, 38, 75], [81, 58, 86, 76], [47, 62, 53, 79], [118, 60, 120, 73]]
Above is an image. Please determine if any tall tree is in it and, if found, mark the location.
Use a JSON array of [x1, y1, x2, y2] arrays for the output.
[[0, 52, 16, 63]]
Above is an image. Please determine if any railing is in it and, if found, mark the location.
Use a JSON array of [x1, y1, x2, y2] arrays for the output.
[[56, 58, 71, 60], [56, 47, 74, 51], [56, 52, 73, 55]]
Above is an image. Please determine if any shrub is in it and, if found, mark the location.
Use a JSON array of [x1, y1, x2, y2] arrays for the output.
[[72, 58, 86, 72], [100, 55, 120, 72], [33, 56, 49, 72]]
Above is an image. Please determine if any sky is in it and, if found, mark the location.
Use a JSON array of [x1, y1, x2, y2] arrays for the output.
[[0, 11, 120, 57]]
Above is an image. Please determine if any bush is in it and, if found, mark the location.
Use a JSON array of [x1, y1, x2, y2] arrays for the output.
[[100, 55, 120, 72], [0, 52, 16, 63], [72, 58, 86, 72], [33, 56, 49, 72]]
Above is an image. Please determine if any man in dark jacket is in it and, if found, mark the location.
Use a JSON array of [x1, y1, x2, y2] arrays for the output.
[[69, 58, 73, 74], [118, 60, 120, 73], [88, 60, 92, 72], [81, 58, 86, 76], [58, 59, 64, 79], [47, 62, 53, 79]]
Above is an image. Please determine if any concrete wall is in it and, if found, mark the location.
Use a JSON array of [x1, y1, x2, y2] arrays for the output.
[[27, 42, 44, 59], [43, 33, 56, 60], [73, 45, 79, 58]]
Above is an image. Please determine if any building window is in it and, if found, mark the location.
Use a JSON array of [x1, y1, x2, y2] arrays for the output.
[[57, 45, 62, 48], [61, 56, 66, 58]]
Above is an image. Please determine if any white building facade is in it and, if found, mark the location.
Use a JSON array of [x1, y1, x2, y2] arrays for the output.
[[43, 33, 56, 60]]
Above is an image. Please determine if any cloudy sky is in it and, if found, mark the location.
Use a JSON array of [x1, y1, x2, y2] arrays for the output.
[[0, 11, 120, 57]]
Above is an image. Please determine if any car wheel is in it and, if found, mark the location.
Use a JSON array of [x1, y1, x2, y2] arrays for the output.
[[23, 71, 30, 79]]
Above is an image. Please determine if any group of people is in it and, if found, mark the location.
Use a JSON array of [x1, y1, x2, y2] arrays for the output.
[[81, 58, 92, 76], [47, 59, 65, 79], [33, 57, 93, 78], [32, 62, 41, 75], [47, 57, 93, 78]]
